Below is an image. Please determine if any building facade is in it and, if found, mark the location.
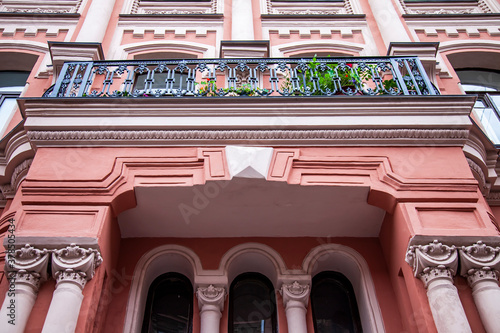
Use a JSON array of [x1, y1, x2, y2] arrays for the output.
[[0, 0, 500, 332]]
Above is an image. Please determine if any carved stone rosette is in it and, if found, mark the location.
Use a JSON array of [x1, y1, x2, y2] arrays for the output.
[[6, 244, 49, 291], [459, 241, 500, 287], [196, 285, 225, 311], [51, 243, 102, 290], [406, 240, 458, 288], [280, 281, 310, 309]]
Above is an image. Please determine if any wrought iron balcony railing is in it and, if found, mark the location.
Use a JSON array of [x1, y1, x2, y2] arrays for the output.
[[48, 57, 438, 98]]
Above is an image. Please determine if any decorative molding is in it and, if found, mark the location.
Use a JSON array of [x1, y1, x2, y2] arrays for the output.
[[196, 285, 225, 311], [128, 0, 218, 15], [0, 0, 83, 14], [407, 9, 475, 15], [399, 0, 491, 15], [280, 281, 310, 309], [459, 241, 500, 287], [51, 243, 102, 290], [26, 129, 471, 147], [266, 0, 354, 15], [5, 244, 50, 291], [143, 10, 208, 15], [0, 158, 33, 199], [467, 157, 488, 195], [406, 240, 458, 288]]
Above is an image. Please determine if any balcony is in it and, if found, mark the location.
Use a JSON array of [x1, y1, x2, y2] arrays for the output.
[[47, 56, 438, 98], [20, 56, 476, 149]]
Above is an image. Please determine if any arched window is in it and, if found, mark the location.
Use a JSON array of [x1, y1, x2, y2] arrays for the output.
[[142, 272, 193, 333], [229, 273, 277, 333], [311, 271, 362, 333]]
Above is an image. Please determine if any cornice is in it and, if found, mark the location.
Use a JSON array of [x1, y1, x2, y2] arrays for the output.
[[19, 95, 475, 148], [25, 128, 471, 147]]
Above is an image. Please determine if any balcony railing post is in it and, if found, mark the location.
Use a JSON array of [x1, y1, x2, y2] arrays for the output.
[[414, 57, 436, 95], [390, 58, 410, 95], [77, 62, 94, 97], [50, 62, 71, 97]]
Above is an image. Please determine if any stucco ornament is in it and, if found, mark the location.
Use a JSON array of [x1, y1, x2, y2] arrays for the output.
[[6, 244, 49, 291], [197, 285, 225, 310], [51, 243, 103, 289], [406, 240, 458, 288], [459, 241, 500, 286], [280, 281, 310, 308]]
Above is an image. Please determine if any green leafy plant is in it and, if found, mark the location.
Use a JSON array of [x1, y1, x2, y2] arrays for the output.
[[197, 78, 218, 96]]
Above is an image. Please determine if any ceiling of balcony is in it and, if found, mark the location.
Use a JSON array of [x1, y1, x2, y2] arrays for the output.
[[117, 178, 386, 238]]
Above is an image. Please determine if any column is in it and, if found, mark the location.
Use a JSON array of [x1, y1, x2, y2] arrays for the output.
[[75, 0, 116, 43], [366, 0, 411, 47], [406, 240, 472, 333], [231, 0, 254, 40], [281, 281, 310, 333], [41, 244, 102, 333], [197, 285, 225, 333], [459, 241, 500, 333], [0, 245, 49, 333]]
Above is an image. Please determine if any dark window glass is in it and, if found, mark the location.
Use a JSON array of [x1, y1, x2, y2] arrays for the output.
[[142, 273, 193, 333], [311, 271, 362, 333], [229, 273, 277, 333], [0, 71, 30, 88], [455, 69, 500, 92]]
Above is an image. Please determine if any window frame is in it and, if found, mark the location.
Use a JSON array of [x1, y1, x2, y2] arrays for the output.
[[141, 272, 194, 333], [228, 272, 278, 333], [311, 271, 363, 333]]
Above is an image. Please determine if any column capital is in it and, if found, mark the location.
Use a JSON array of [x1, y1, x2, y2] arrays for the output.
[[406, 240, 458, 288], [459, 241, 500, 287], [5, 244, 50, 291], [51, 243, 102, 290], [196, 285, 225, 311], [280, 281, 310, 309]]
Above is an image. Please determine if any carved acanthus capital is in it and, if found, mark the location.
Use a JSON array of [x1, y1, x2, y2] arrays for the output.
[[8, 270, 42, 291], [5, 244, 49, 291], [280, 281, 310, 309], [459, 241, 500, 287], [196, 285, 225, 311], [51, 243, 102, 290], [406, 240, 458, 288]]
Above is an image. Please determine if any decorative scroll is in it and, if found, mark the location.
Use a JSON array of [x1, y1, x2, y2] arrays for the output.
[[48, 56, 438, 98]]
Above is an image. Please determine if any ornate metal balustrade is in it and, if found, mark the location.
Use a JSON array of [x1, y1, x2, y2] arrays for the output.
[[48, 57, 438, 98]]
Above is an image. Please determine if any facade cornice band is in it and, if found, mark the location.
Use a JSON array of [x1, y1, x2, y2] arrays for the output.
[[25, 128, 471, 147]]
